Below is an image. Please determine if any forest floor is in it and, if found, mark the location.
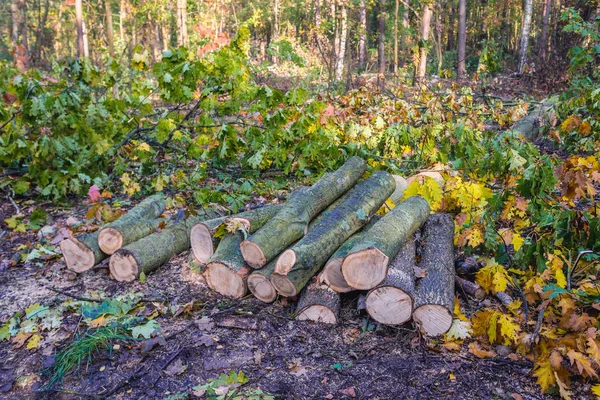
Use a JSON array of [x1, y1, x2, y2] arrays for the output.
[[0, 195, 584, 400]]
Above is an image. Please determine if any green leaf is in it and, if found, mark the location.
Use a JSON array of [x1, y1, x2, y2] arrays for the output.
[[139, 271, 146, 284], [130, 320, 161, 339]]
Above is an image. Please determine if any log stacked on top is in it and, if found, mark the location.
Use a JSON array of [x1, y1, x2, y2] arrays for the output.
[[61, 157, 482, 337]]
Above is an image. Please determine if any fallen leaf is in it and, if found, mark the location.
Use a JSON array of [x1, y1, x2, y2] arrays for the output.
[[26, 334, 42, 350], [339, 387, 356, 397], [12, 332, 33, 348], [414, 266, 428, 278], [164, 358, 187, 376], [469, 342, 497, 359], [195, 316, 214, 331], [140, 336, 167, 356], [88, 185, 102, 203], [50, 227, 72, 245]]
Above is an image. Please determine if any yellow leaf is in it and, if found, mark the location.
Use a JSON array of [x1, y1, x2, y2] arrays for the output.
[[402, 176, 443, 211], [578, 120, 592, 135], [554, 372, 572, 400], [567, 349, 598, 378], [534, 358, 556, 392], [512, 233, 524, 251], [591, 384, 600, 396], [468, 342, 496, 358], [555, 268, 567, 289], [137, 142, 151, 152], [26, 334, 42, 350], [89, 315, 107, 328], [587, 338, 600, 366], [476, 262, 510, 294]]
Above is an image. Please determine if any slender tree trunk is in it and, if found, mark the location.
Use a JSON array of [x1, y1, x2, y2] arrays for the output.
[[377, 0, 386, 88], [539, 0, 551, 60], [119, 0, 126, 42], [518, 0, 534, 73], [11, 0, 29, 67], [400, 9, 409, 65], [272, 0, 279, 42], [334, 1, 348, 81], [457, 0, 466, 80], [105, 0, 115, 57], [359, 0, 367, 71], [10, 0, 19, 47], [446, 0, 456, 50], [416, 4, 432, 82], [176, 0, 188, 46], [75, 0, 85, 58], [82, 19, 89, 58], [500, 0, 509, 51], [32, 0, 49, 65], [434, 10, 443, 74], [314, 0, 322, 28], [394, 0, 399, 73]]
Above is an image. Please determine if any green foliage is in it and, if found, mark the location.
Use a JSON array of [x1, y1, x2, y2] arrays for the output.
[[193, 370, 274, 400]]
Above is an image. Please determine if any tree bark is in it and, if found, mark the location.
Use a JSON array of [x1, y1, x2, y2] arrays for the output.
[[457, 0, 466, 80], [539, 0, 551, 60], [75, 0, 85, 58], [416, 4, 432, 82], [190, 205, 280, 263], [518, 0, 533, 73], [296, 281, 341, 324], [319, 215, 381, 292], [334, 1, 348, 81], [11, 0, 29, 67], [241, 157, 367, 268], [413, 214, 455, 337], [60, 231, 105, 274], [248, 260, 278, 303], [176, 0, 188, 46], [271, 171, 396, 297], [377, 0, 386, 88], [366, 238, 416, 325], [394, 0, 399, 73], [341, 196, 430, 290], [272, 0, 279, 43], [109, 208, 222, 282], [205, 232, 250, 298], [358, 0, 367, 71], [446, 0, 456, 51], [456, 276, 485, 300], [105, 0, 115, 57], [97, 193, 167, 254]]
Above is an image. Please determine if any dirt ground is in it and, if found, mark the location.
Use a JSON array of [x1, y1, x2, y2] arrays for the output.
[[0, 198, 581, 400]]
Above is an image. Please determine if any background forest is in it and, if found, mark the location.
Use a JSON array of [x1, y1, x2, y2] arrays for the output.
[[1, 0, 600, 399]]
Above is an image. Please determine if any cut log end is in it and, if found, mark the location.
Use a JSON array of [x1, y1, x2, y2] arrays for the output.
[[366, 286, 413, 325], [60, 237, 96, 273], [247, 274, 277, 303], [341, 247, 389, 290], [98, 227, 124, 255], [190, 223, 214, 263], [109, 252, 139, 282], [297, 305, 337, 324], [413, 304, 453, 337], [271, 273, 297, 297], [320, 258, 353, 293], [274, 249, 296, 275], [240, 240, 266, 268], [205, 262, 248, 298]]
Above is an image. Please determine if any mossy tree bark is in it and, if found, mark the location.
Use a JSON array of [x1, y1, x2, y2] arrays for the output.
[[413, 213, 456, 337], [205, 232, 250, 298], [98, 193, 167, 254], [271, 171, 395, 297], [340, 196, 430, 290], [295, 281, 341, 324], [319, 215, 381, 292], [241, 156, 367, 268], [366, 238, 416, 325], [109, 207, 222, 282], [190, 204, 280, 263]]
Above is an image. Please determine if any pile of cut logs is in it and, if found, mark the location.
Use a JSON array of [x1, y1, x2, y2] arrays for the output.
[[61, 157, 489, 337]]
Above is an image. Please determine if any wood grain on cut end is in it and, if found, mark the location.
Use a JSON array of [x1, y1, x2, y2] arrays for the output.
[[97, 227, 123, 255], [205, 262, 248, 298], [248, 273, 277, 303], [109, 252, 139, 282], [190, 223, 214, 263], [271, 273, 297, 297], [366, 286, 413, 325], [341, 247, 389, 290], [297, 305, 337, 324], [319, 258, 353, 292], [413, 304, 453, 337], [274, 249, 296, 275], [60, 237, 96, 273], [240, 240, 266, 268]]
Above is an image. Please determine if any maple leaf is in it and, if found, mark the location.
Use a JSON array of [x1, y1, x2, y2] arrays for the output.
[[468, 342, 496, 358], [534, 358, 556, 392], [592, 384, 600, 397], [445, 319, 472, 341], [567, 349, 598, 378], [26, 334, 42, 350], [554, 372, 572, 400], [87, 184, 102, 202], [476, 262, 510, 294]]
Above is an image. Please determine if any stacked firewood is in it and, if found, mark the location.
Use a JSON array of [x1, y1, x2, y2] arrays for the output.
[[61, 157, 489, 337]]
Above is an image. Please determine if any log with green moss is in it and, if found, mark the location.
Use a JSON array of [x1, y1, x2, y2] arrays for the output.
[[340, 196, 430, 290], [61, 193, 166, 273], [295, 281, 341, 324], [190, 204, 280, 263], [413, 213, 455, 337], [319, 216, 381, 292], [271, 171, 396, 297], [240, 156, 367, 268], [97, 193, 167, 254], [109, 208, 223, 282], [247, 260, 278, 303], [365, 238, 416, 325]]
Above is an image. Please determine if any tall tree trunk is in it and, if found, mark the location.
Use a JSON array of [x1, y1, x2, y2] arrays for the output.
[[416, 4, 432, 82], [358, 0, 366, 71], [105, 0, 115, 57], [400, 9, 409, 65], [11, 0, 29, 67], [499, 0, 509, 51], [176, 0, 188, 46], [314, 0, 322, 28], [518, 0, 534, 74], [82, 19, 90, 58], [10, 0, 19, 47], [272, 0, 279, 42], [119, 0, 126, 42], [446, 0, 456, 50], [457, 0, 466, 80], [539, 0, 551, 60], [334, 1, 347, 81], [377, 0, 386, 88], [434, 10, 443, 75], [394, 0, 399, 73], [75, 0, 85, 58], [32, 0, 50, 66]]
